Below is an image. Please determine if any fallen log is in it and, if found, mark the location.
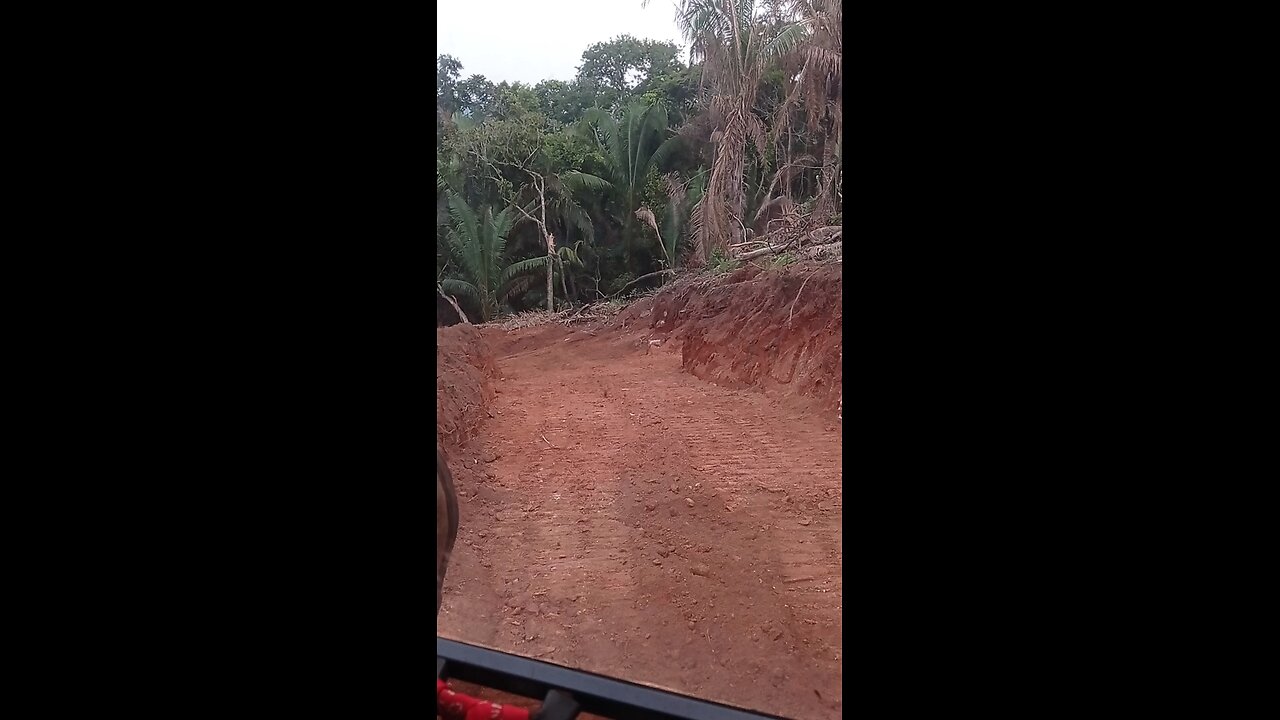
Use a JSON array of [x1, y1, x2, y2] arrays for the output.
[[733, 225, 843, 260]]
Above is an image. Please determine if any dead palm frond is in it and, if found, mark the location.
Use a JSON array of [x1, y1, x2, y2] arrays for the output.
[[652, 0, 841, 258]]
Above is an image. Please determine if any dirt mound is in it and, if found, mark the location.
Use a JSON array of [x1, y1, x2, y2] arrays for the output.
[[607, 263, 842, 412], [436, 324, 500, 450]]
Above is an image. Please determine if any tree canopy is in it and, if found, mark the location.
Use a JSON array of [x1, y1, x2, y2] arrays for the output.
[[437, 0, 842, 322]]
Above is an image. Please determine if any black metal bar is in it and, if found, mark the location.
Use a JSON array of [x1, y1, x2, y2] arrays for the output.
[[437, 637, 793, 720], [534, 688, 580, 720]]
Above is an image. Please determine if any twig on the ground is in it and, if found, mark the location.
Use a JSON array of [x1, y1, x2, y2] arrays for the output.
[[540, 433, 556, 448]]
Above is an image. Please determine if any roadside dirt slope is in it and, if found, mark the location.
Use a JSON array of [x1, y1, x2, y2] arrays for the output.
[[607, 263, 842, 412], [437, 324, 500, 450]]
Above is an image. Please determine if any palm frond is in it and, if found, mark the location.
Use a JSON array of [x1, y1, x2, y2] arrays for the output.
[[447, 193, 480, 247], [491, 206, 515, 243], [556, 245, 582, 267], [488, 207, 512, 271], [499, 274, 539, 303], [746, 113, 768, 159], [445, 227, 484, 285], [561, 171, 613, 194], [764, 18, 811, 57], [440, 278, 480, 300], [651, 134, 686, 172], [634, 102, 669, 182], [501, 255, 552, 283], [663, 172, 687, 206], [690, 196, 707, 237], [560, 197, 595, 246], [579, 107, 617, 148]]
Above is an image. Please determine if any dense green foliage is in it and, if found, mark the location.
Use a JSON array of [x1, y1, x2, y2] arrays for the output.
[[437, 1, 842, 320]]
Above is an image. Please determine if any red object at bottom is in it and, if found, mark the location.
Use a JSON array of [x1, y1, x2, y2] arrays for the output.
[[437, 679, 532, 720]]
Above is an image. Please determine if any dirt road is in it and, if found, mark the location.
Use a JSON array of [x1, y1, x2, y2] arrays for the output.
[[438, 324, 843, 719]]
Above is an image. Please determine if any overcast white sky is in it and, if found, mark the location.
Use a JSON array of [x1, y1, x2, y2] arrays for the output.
[[438, 0, 687, 85]]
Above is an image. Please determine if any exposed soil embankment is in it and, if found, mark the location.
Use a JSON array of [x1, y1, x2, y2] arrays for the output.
[[436, 324, 500, 450], [608, 263, 842, 412], [438, 263, 843, 435]]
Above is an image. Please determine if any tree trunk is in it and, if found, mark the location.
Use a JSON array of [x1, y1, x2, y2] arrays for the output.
[[546, 252, 554, 312], [545, 232, 557, 312]]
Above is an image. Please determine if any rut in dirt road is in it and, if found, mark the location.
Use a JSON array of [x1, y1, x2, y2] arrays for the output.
[[439, 327, 843, 720]]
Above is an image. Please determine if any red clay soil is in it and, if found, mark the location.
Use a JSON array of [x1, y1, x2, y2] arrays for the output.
[[436, 264, 842, 720], [437, 324, 500, 448], [610, 264, 842, 412]]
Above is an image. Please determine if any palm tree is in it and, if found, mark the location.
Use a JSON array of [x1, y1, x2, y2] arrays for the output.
[[645, 0, 843, 258], [440, 193, 555, 322], [509, 167, 610, 310], [763, 0, 842, 215], [644, 0, 766, 263], [659, 169, 708, 269], [578, 99, 685, 272]]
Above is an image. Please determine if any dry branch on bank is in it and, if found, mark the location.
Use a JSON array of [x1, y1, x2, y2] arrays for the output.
[[798, 241, 842, 262], [481, 299, 630, 331], [437, 284, 471, 325], [734, 224, 842, 261]]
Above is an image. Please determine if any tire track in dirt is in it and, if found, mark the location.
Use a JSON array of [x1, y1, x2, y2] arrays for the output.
[[439, 327, 842, 720]]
